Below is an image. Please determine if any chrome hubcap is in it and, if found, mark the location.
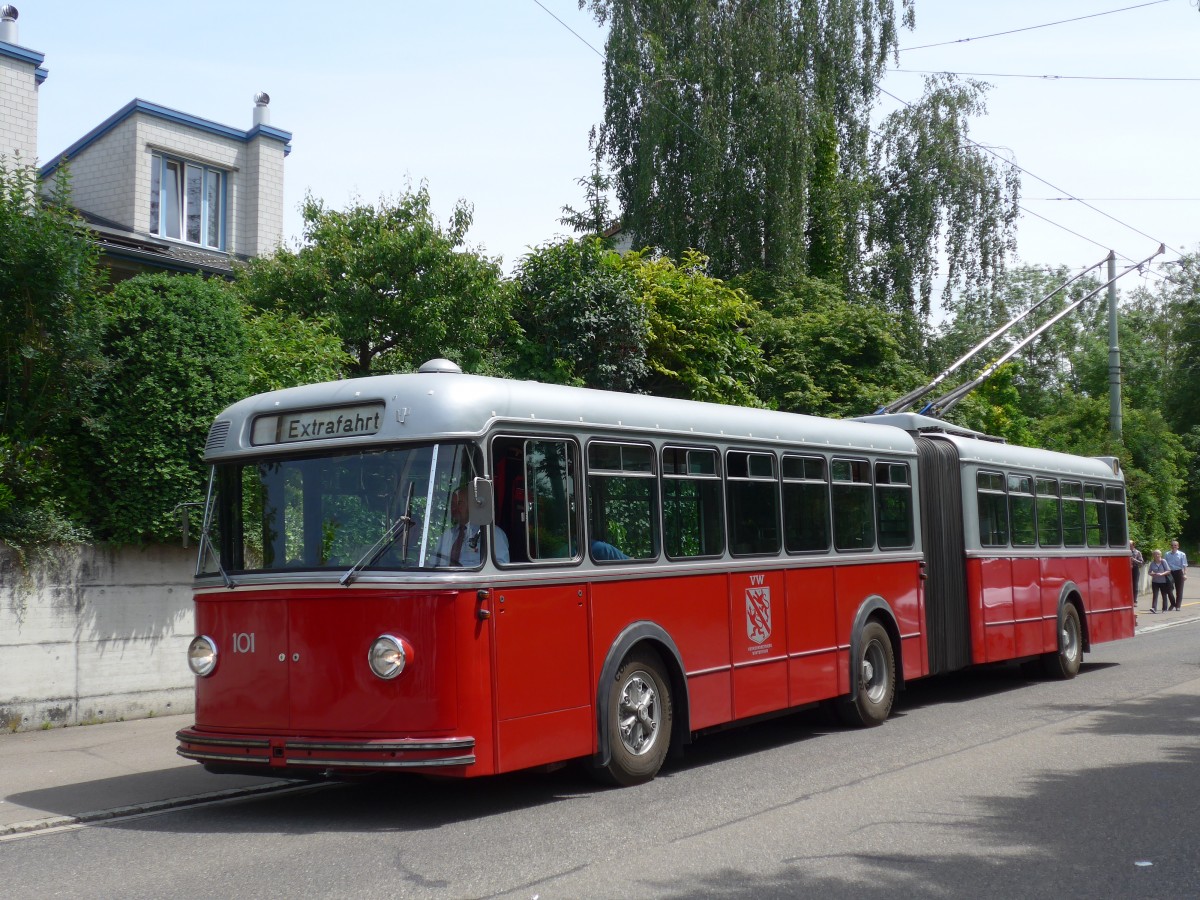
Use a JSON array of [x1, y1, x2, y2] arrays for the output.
[[862, 640, 888, 704], [1062, 617, 1079, 661], [618, 671, 660, 756]]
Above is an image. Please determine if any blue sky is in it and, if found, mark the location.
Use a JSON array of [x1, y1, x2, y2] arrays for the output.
[[20, 0, 1200, 288]]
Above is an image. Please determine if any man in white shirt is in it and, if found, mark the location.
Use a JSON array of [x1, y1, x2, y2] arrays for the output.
[[434, 483, 509, 566], [1164, 540, 1188, 611]]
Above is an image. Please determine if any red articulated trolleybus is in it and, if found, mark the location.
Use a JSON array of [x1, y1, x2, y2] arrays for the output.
[[177, 359, 1135, 785]]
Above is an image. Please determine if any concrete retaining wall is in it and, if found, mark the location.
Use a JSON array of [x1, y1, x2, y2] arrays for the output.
[[0, 543, 196, 732]]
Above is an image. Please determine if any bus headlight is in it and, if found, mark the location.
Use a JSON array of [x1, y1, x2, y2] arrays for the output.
[[188, 635, 218, 677], [368, 634, 411, 680]]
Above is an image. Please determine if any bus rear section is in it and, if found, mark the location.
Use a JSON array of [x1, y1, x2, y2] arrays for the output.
[[915, 431, 1135, 680]]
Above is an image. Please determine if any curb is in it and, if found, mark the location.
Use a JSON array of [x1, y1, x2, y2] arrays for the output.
[[0, 780, 308, 839], [1134, 602, 1199, 634]]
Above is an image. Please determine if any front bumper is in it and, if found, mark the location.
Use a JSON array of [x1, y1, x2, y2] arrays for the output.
[[176, 727, 476, 776]]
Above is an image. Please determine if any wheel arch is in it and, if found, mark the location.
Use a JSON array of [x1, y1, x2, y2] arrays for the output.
[[848, 595, 904, 702], [1058, 581, 1091, 652], [594, 621, 690, 768]]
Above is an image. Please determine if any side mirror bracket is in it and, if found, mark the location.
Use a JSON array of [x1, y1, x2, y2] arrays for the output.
[[172, 501, 205, 548], [467, 477, 494, 526]]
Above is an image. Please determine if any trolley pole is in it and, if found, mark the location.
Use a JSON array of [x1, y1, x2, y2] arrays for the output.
[[1108, 251, 1122, 440]]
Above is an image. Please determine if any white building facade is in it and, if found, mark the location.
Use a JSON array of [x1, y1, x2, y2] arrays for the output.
[[1, 4, 292, 277], [40, 98, 292, 268], [0, 5, 45, 164]]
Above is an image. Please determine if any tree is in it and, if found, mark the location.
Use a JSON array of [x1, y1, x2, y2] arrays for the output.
[[559, 129, 618, 239], [739, 270, 921, 417], [583, 3, 1021, 364], [1156, 251, 1200, 433], [1100, 282, 1172, 414], [243, 309, 354, 395], [512, 237, 648, 391], [942, 364, 1036, 447], [1146, 249, 1200, 542], [237, 185, 512, 376], [582, 0, 913, 283], [1030, 396, 1186, 550], [866, 76, 1020, 352], [625, 249, 763, 405], [0, 163, 105, 547], [76, 274, 248, 543]]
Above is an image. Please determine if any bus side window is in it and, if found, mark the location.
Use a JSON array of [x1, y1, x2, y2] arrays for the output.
[[524, 438, 580, 561], [831, 458, 874, 551], [726, 450, 781, 556], [782, 454, 830, 553], [1061, 481, 1085, 547], [1105, 485, 1128, 547], [586, 441, 658, 562], [977, 471, 1008, 547], [875, 461, 913, 549], [491, 439, 529, 564], [1084, 483, 1106, 547], [1036, 478, 1061, 547], [1008, 474, 1036, 547], [662, 447, 724, 558]]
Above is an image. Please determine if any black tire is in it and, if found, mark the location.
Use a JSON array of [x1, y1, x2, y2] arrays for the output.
[[836, 620, 896, 728], [595, 650, 673, 787], [1041, 602, 1082, 679]]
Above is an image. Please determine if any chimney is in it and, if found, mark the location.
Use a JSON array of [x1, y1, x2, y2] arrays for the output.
[[252, 91, 270, 127], [0, 5, 18, 45]]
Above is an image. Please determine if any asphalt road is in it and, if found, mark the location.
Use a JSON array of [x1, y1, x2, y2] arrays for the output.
[[3, 619, 1198, 899]]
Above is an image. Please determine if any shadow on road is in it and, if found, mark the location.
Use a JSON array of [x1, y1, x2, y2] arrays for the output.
[[9, 661, 1141, 844], [642, 691, 1200, 899], [26, 685, 1187, 899]]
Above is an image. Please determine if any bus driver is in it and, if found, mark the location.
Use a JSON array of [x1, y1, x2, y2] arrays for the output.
[[436, 480, 510, 566]]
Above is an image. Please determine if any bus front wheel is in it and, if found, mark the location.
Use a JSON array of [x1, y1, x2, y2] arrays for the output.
[[1042, 603, 1082, 680], [836, 620, 895, 728], [597, 650, 673, 787]]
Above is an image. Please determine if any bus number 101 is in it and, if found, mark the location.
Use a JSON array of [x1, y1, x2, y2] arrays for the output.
[[232, 632, 256, 654]]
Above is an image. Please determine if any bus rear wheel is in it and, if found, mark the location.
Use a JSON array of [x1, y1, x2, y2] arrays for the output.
[[1042, 603, 1082, 679], [596, 650, 673, 787], [836, 620, 895, 728]]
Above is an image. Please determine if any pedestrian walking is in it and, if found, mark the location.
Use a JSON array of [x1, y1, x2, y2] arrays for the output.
[[1130, 539, 1144, 603], [1148, 550, 1174, 614], [1165, 540, 1188, 611]]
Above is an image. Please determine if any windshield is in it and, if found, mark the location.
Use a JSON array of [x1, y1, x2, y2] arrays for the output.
[[198, 442, 486, 575]]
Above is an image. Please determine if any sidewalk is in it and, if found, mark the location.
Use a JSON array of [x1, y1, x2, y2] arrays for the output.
[[1133, 563, 1200, 620], [1135, 594, 1200, 624], [0, 714, 294, 838], [3, 579, 1198, 839]]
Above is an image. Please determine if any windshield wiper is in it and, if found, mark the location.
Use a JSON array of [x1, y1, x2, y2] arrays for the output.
[[340, 483, 416, 586], [192, 501, 238, 589], [176, 494, 238, 589]]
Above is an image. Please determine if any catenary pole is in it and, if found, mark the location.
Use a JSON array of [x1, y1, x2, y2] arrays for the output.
[[1108, 251, 1122, 439]]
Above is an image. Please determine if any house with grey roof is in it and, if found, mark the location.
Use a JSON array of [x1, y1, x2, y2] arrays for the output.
[[0, 4, 292, 280]]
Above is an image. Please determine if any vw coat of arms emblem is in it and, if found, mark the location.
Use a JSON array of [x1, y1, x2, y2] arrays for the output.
[[746, 587, 772, 644]]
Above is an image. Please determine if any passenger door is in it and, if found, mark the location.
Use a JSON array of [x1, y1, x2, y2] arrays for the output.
[[490, 436, 592, 770]]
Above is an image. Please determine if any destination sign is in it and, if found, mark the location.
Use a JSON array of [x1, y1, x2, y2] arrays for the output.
[[251, 403, 384, 445]]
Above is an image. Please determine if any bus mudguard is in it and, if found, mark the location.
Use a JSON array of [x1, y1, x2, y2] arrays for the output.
[[848, 595, 904, 702], [594, 621, 689, 768], [1057, 580, 1090, 651]]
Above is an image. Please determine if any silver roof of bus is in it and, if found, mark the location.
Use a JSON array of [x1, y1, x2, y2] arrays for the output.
[[203, 369, 918, 462], [930, 433, 1122, 481]]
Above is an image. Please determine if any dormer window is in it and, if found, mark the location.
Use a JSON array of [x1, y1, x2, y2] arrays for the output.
[[149, 151, 224, 249]]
